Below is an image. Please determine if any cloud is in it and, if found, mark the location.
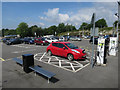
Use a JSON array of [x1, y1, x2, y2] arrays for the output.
[[39, 2, 117, 28], [39, 22, 45, 26], [40, 8, 70, 23]]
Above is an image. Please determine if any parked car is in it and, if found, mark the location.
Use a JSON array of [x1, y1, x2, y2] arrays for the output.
[[2, 38, 10, 43], [69, 36, 82, 41], [45, 37, 58, 43], [23, 37, 34, 44], [34, 37, 49, 45], [59, 36, 65, 41], [47, 42, 86, 61], [89, 36, 98, 44], [20, 38, 24, 43], [5, 38, 22, 45]]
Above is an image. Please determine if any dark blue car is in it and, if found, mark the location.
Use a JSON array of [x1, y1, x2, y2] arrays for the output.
[[2, 38, 10, 43], [23, 37, 34, 44]]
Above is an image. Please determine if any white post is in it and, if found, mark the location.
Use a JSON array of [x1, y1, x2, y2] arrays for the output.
[[48, 78, 49, 83]]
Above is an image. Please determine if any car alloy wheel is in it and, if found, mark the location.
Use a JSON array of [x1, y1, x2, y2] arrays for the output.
[[47, 50, 52, 56], [41, 43, 43, 46], [67, 54, 74, 61]]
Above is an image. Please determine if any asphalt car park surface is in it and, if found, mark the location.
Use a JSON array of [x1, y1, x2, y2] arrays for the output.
[[1, 40, 118, 88]]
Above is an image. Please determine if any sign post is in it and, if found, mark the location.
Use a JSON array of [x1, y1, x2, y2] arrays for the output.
[[91, 13, 96, 68]]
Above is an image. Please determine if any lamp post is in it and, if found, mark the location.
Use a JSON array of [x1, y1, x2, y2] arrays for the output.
[[114, 1, 120, 50]]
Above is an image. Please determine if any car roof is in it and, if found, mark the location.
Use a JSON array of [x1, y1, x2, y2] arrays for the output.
[[52, 42, 70, 44]]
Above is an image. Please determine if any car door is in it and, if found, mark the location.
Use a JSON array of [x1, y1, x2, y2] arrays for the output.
[[51, 43, 59, 55], [58, 43, 68, 57]]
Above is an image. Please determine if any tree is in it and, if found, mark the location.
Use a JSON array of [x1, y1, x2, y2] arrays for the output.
[[113, 20, 120, 27], [95, 18, 108, 28], [57, 23, 65, 34], [16, 22, 28, 37], [47, 25, 57, 35], [29, 25, 38, 37], [79, 22, 88, 30]]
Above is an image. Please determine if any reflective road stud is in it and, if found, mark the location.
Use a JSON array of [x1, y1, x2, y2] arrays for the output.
[[109, 37, 117, 56], [97, 38, 105, 65]]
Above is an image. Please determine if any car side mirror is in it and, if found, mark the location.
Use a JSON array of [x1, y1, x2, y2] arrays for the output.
[[63, 47, 65, 50]]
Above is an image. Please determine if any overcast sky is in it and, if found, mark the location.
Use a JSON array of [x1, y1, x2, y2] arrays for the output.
[[2, 1, 118, 29]]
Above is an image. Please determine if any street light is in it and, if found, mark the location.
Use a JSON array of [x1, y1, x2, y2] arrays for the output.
[[114, 1, 120, 50], [118, 1, 120, 5]]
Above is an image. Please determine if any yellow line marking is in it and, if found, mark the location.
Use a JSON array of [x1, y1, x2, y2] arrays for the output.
[[0, 57, 5, 61]]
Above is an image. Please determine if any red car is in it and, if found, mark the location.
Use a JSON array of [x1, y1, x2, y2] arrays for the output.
[[47, 42, 86, 60], [34, 37, 49, 45]]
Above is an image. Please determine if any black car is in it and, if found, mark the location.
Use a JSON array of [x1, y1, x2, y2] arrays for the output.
[[89, 36, 98, 44], [5, 38, 22, 45], [2, 38, 10, 43]]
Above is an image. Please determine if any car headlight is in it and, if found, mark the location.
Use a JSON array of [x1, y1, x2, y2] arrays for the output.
[[82, 50, 86, 54], [71, 49, 80, 54]]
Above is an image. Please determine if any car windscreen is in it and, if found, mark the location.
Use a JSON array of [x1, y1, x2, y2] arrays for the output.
[[65, 43, 78, 49], [52, 38, 56, 40], [41, 38, 45, 41], [10, 39, 15, 41], [47, 38, 51, 40]]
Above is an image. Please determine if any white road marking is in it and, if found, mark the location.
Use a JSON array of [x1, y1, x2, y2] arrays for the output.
[[48, 58, 51, 63], [12, 49, 36, 53], [34, 52, 90, 73], [12, 44, 31, 48], [70, 63, 75, 72], [59, 60, 61, 67], [73, 61, 83, 67], [39, 52, 46, 61], [75, 63, 90, 72], [63, 66, 81, 68]]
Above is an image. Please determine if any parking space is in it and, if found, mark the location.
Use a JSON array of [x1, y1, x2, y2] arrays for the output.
[[34, 52, 90, 73]]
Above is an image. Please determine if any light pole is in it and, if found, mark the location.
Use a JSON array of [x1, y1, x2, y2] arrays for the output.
[[114, 1, 120, 50]]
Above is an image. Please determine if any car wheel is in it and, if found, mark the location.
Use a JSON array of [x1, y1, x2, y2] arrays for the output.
[[67, 54, 74, 61], [47, 50, 52, 56], [41, 43, 43, 46]]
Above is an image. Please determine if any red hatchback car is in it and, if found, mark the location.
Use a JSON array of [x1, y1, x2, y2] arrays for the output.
[[47, 42, 86, 61], [34, 37, 49, 45]]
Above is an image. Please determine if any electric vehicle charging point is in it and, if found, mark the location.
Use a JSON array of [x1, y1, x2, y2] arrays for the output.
[[109, 37, 117, 56], [96, 38, 106, 66]]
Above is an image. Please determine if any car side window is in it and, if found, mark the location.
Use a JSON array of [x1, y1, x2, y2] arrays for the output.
[[58, 43, 68, 49], [52, 43, 58, 47]]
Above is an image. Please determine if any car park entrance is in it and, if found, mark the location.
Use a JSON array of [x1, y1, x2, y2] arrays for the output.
[[34, 52, 90, 73]]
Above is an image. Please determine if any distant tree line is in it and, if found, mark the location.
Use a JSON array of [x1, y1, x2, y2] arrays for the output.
[[79, 18, 108, 30], [1, 18, 118, 37]]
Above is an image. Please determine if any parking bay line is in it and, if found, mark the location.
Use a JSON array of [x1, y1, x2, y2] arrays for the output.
[[39, 52, 46, 61], [70, 63, 75, 72], [75, 63, 90, 73], [12, 49, 36, 53]]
